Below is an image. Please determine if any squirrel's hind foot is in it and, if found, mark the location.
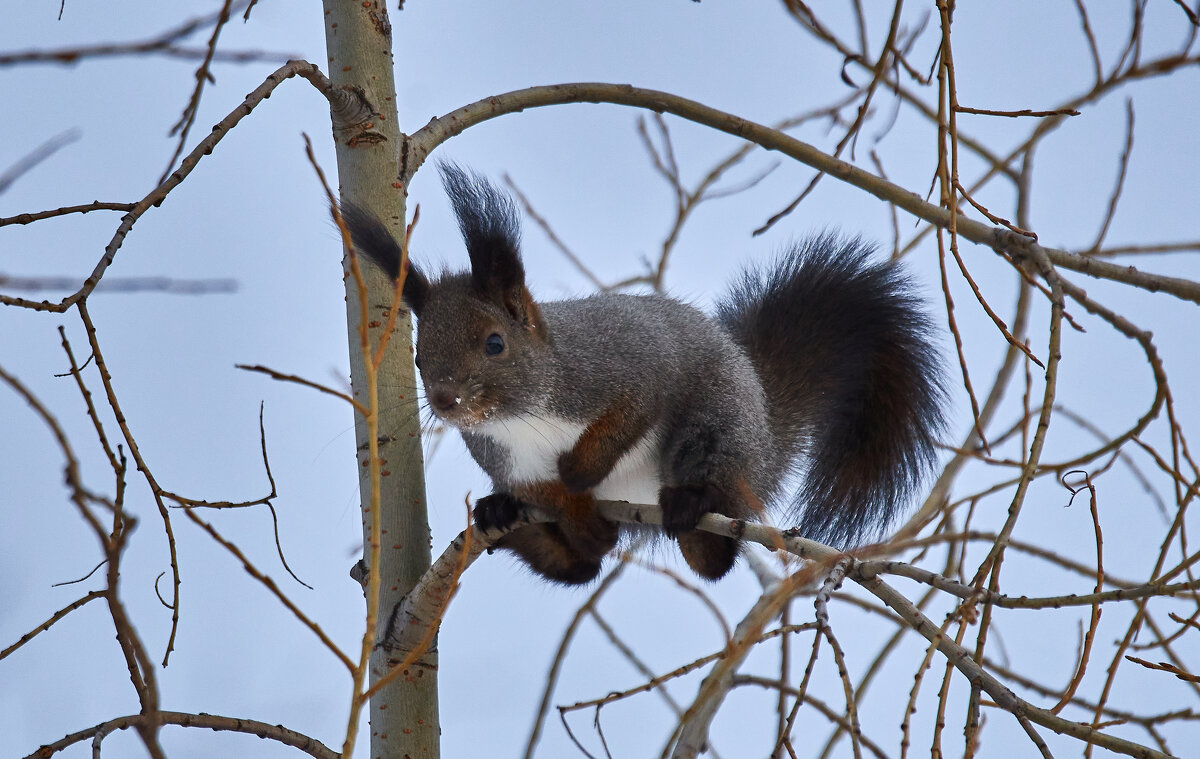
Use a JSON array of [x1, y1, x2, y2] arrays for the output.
[[677, 530, 739, 580], [661, 483, 742, 579]]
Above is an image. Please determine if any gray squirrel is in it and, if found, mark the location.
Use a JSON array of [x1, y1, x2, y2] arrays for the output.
[[341, 164, 947, 584]]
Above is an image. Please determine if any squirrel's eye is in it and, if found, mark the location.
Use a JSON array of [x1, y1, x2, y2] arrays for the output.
[[484, 333, 505, 356], [414, 354, 422, 370]]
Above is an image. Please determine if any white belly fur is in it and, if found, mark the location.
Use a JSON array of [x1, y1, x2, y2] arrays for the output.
[[473, 413, 662, 506]]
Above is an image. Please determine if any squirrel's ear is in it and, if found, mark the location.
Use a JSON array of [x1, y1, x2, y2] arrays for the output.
[[469, 243, 544, 333], [501, 281, 546, 337], [474, 250, 544, 335], [440, 162, 546, 335], [401, 262, 430, 317]]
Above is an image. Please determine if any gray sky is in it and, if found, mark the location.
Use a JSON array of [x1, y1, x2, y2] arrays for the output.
[[3, 2, 1199, 758]]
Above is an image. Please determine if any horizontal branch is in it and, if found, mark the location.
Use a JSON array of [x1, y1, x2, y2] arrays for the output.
[[0, 202, 137, 226], [0, 3, 253, 66], [955, 105, 1081, 118], [0, 274, 236, 295], [390, 500, 1177, 758], [235, 363, 366, 413], [395, 500, 1200, 653], [385, 500, 842, 651], [857, 560, 1200, 609]]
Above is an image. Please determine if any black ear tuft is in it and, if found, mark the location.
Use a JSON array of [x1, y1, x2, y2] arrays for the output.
[[438, 162, 525, 298], [339, 201, 430, 315]]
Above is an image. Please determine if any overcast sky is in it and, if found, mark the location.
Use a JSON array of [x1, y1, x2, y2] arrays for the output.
[[2, 3, 1199, 758]]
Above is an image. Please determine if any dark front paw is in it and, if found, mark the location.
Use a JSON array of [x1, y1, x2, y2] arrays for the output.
[[659, 483, 728, 537], [557, 451, 607, 494], [474, 492, 524, 533]]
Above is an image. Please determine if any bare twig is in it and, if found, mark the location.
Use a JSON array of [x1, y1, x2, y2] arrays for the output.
[[25, 711, 337, 759]]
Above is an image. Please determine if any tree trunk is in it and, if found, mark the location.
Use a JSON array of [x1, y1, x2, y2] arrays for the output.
[[321, 2, 439, 756]]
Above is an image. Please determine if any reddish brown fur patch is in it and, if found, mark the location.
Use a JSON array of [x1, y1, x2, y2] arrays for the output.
[[731, 475, 765, 515], [517, 288, 547, 340], [661, 480, 758, 581], [499, 479, 619, 585], [497, 524, 605, 585], [511, 480, 617, 558], [558, 400, 652, 493], [677, 531, 738, 580], [498, 285, 547, 342], [512, 480, 592, 521]]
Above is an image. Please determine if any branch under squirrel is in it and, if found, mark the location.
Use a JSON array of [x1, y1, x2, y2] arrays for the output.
[[379, 503, 1181, 759]]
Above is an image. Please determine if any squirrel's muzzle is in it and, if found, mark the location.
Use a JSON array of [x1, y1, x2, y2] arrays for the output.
[[426, 383, 461, 414]]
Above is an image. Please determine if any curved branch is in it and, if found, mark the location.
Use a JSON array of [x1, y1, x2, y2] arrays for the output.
[[406, 82, 1200, 304], [26, 710, 337, 759]]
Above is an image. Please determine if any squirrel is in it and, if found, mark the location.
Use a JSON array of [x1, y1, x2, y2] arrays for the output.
[[340, 164, 947, 585]]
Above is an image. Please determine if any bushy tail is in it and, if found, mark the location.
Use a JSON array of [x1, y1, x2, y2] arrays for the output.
[[716, 234, 947, 548]]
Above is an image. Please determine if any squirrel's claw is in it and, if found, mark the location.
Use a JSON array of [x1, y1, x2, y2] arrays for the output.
[[473, 492, 524, 533]]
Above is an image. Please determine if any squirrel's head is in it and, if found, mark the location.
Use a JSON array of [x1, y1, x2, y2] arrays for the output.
[[402, 164, 549, 427]]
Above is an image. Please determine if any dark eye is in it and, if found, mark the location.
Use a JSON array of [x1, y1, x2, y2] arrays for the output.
[[413, 354, 422, 370], [484, 333, 505, 356]]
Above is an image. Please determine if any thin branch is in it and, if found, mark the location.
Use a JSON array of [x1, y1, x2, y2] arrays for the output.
[[25, 711, 337, 759], [0, 2, 252, 66], [1, 275, 237, 295], [0, 130, 80, 193], [955, 106, 1081, 118], [181, 506, 353, 671], [524, 563, 631, 759], [503, 174, 607, 290], [2, 59, 337, 313], [406, 81, 1200, 305], [0, 202, 135, 226], [0, 590, 106, 661], [1086, 99, 1136, 254], [236, 363, 367, 414]]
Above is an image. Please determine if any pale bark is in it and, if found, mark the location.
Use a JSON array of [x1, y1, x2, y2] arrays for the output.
[[321, 2, 439, 757]]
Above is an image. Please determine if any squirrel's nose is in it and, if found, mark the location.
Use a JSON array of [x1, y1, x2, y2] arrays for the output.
[[426, 384, 461, 413]]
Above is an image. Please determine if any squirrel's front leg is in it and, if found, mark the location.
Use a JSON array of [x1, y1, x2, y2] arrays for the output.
[[557, 401, 653, 492], [473, 492, 525, 533], [473, 483, 620, 585]]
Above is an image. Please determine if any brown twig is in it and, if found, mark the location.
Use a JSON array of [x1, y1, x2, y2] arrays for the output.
[[25, 711, 337, 759], [0, 201, 135, 226], [160, 0, 236, 184], [1, 590, 106, 661], [1050, 471, 1105, 713], [955, 106, 1081, 118], [504, 174, 607, 290], [521, 558, 630, 759], [1085, 99, 1136, 255], [235, 364, 366, 413], [1125, 656, 1200, 684]]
